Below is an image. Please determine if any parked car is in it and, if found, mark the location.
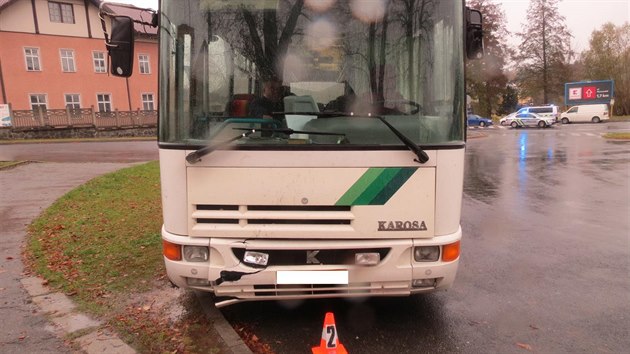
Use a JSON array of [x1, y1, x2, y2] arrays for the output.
[[501, 105, 559, 125], [506, 112, 555, 128], [499, 112, 516, 126], [517, 105, 559, 121], [560, 104, 609, 124], [467, 114, 493, 127], [0, 116, 11, 127]]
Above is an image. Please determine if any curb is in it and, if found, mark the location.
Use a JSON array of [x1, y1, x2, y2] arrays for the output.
[[195, 292, 254, 354], [21, 276, 135, 353], [0, 160, 34, 170], [21, 275, 253, 353]]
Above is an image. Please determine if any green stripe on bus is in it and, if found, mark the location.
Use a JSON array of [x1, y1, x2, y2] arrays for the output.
[[352, 168, 401, 205], [335, 168, 385, 205], [335, 167, 417, 206], [369, 167, 417, 205]]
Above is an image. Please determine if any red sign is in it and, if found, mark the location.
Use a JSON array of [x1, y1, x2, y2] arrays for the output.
[[583, 86, 597, 100]]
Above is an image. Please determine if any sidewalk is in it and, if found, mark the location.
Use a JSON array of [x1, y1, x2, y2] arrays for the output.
[[0, 162, 251, 354]]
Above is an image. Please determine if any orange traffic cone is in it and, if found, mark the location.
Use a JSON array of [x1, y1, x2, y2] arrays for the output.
[[312, 312, 348, 354]]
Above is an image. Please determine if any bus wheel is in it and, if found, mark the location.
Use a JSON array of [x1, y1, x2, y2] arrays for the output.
[[592, 116, 600, 123]]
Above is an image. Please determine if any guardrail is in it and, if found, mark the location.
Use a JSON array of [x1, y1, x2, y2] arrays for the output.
[[7, 106, 157, 129]]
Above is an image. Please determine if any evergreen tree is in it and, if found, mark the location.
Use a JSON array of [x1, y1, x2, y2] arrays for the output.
[[499, 84, 518, 115], [514, 0, 572, 105]]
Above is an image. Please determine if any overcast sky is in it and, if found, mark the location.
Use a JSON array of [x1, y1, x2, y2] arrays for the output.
[[112, 0, 629, 52], [502, 0, 630, 51]]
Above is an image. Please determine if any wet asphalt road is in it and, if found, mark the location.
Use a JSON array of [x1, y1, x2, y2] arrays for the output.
[[0, 140, 158, 163], [219, 122, 630, 353]]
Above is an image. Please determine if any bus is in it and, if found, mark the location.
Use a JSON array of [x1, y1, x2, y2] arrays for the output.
[[102, 0, 482, 308]]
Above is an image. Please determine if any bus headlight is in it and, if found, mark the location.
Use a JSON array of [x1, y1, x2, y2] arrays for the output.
[[414, 246, 439, 262], [183, 246, 209, 262], [355, 252, 380, 265], [243, 251, 269, 267]]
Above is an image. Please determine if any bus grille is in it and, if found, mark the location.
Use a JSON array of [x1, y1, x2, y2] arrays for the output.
[[231, 248, 390, 266], [192, 204, 353, 226]]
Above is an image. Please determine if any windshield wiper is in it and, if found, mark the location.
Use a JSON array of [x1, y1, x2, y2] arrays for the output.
[[373, 115, 429, 163], [275, 111, 428, 163], [207, 114, 427, 163], [186, 129, 255, 164]]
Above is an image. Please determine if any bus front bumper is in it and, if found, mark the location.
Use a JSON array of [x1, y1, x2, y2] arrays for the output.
[[162, 226, 461, 307]]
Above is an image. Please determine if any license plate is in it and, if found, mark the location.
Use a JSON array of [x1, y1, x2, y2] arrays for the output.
[[277, 270, 348, 285]]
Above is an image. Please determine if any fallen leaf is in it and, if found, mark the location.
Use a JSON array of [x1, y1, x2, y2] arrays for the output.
[[516, 342, 533, 351], [529, 325, 539, 330]]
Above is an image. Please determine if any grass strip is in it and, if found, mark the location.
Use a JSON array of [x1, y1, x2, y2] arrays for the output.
[[24, 162, 226, 353], [26, 161, 164, 313], [602, 132, 630, 140], [0, 161, 28, 169]]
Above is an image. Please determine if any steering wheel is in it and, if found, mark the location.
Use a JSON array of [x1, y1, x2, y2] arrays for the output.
[[400, 100, 422, 115], [379, 100, 422, 115]]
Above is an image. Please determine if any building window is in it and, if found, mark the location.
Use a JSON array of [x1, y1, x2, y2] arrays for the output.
[[24, 47, 41, 71], [30, 94, 47, 111], [60, 49, 76, 72], [65, 94, 80, 109], [48, 1, 74, 24], [138, 54, 150, 74], [97, 94, 112, 112], [93, 51, 106, 73], [142, 93, 155, 111]]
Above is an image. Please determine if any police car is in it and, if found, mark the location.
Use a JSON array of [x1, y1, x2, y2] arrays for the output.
[[506, 112, 555, 128]]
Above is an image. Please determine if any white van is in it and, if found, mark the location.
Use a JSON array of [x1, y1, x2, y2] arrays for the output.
[[560, 104, 609, 124]]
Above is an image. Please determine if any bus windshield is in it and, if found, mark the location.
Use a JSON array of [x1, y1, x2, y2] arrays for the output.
[[158, 0, 465, 148]]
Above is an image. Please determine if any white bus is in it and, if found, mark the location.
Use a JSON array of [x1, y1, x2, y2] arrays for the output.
[[102, 0, 483, 307]]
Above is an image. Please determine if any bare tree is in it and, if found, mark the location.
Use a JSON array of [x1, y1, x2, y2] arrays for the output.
[[513, 0, 572, 105], [581, 22, 630, 115], [393, 0, 433, 98], [240, 0, 305, 81], [465, 0, 510, 117]]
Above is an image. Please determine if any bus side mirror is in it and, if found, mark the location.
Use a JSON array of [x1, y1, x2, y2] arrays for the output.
[[466, 8, 483, 60], [108, 16, 135, 77]]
